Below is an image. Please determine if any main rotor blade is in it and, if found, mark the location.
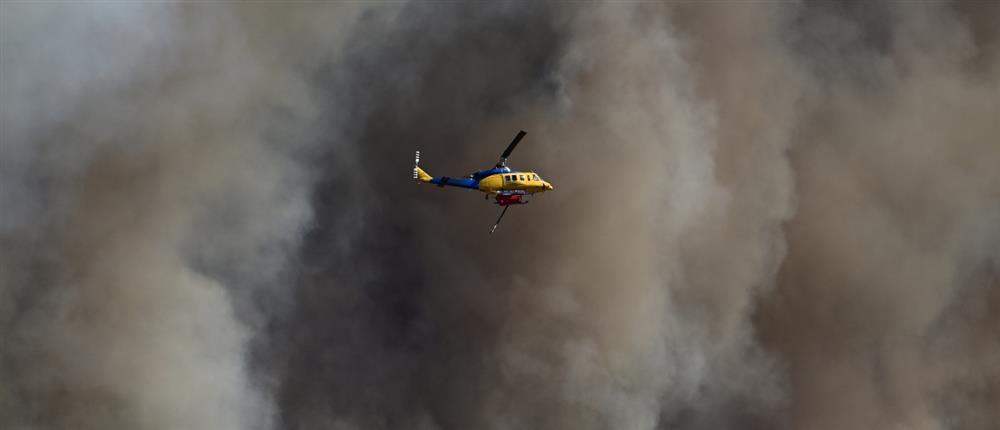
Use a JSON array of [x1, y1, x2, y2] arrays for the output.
[[497, 130, 527, 166]]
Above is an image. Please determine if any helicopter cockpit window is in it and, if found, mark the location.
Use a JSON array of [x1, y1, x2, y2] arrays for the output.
[[533, 174, 539, 181]]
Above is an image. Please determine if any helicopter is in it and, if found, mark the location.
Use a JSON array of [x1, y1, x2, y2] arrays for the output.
[[414, 130, 553, 233]]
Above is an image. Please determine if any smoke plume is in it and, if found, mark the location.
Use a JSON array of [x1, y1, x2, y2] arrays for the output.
[[2, 1, 997, 429]]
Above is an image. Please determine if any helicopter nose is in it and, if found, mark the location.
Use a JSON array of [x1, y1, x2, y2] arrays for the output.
[[545, 182, 554, 191]]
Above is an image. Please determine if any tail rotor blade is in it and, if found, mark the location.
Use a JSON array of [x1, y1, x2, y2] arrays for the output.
[[413, 150, 420, 179]]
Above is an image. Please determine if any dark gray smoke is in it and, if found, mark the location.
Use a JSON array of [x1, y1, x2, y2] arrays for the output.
[[2, 2, 998, 430]]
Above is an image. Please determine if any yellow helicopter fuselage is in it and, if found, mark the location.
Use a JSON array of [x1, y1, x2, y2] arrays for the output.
[[476, 172, 552, 194]]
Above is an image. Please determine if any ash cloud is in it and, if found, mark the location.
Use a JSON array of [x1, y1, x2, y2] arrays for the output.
[[2, 2, 998, 430]]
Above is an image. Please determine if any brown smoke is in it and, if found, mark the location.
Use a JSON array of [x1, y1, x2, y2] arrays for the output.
[[756, 2, 1000, 429], [2, 2, 998, 430], [1, 3, 363, 429]]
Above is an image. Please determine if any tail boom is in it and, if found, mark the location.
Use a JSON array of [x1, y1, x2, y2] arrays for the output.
[[413, 151, 477, 189]]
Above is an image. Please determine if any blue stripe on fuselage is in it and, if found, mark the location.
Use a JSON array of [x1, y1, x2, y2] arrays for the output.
[[470, 166, 512, 180], [432, 166, 517, 189], [431, 176, 479, 189]]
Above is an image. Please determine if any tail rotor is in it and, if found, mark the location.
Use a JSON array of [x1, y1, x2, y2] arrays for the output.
[[413, 151, 420, 180], [413, 151, 433, 183]]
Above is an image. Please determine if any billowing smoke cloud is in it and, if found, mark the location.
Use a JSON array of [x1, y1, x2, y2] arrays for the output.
[[1, 2, 997, 430], [1, 3, 363, 428], [756, 2, 1000, 429]]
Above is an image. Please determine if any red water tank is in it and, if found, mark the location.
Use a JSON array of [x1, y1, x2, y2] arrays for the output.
[[495, 194, 526, 206]]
